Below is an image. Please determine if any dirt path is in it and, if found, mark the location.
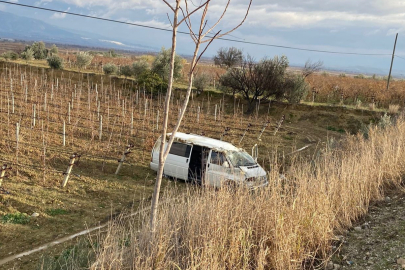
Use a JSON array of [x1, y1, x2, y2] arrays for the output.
[[330, 192, 405, 270]]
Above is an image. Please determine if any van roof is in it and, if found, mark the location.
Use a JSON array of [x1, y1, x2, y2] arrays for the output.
[[167, 132, 240, 151]]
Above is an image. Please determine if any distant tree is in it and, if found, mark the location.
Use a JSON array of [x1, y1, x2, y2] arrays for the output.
[[105, 49, 118, 57], [50, 44, 59, 56], [151, 47, 183, 82], [119, 65, 133, 78], [103, 63, 118, 75], [47, 55, 64, 69], [75, 52, 93, 71], [193, 72, 211, 94], [1, 51, 18, 60], [213, 47, 243, 68], [27, 41, 48, 60], [21, 48, 34, 62], [283, 74, 310, 104], [2, 51, 19, 61], [302, 60, 323, 78], [138, 70, 167, 95], [132, 60, 150, 78], [219, 55, 289, 113]]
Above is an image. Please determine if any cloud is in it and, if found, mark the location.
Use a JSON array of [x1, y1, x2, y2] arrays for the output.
[[124, 19, 171, 30], [35, 0, 53, 6], [51, 7, 70, 19]]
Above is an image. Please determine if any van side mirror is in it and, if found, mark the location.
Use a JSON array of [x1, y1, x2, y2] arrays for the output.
[[222, 161, 230, 168]]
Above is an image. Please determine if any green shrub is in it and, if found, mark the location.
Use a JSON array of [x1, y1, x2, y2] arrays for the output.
[[138, 70, 168, 95], [21, 48, 34, 61], [103, 63, 118, 75], [47, 55, 64, 70], [75, 52, 93, 71], [1, 51, 18, 60], [2, 212, 30, 224], [283, 74, 309, 104], [132, 60, 150, 78], [119, 65, 133, 78], [152, 47, 183, 82], [194, 72, 211, 94]]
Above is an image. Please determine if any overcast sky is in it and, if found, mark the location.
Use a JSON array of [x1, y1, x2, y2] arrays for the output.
[[2, 0, 405, 75]]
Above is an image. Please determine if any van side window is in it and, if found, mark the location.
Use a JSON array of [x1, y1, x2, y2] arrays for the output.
[[169, 142, 191, 157], [210, 151, 225, 165]]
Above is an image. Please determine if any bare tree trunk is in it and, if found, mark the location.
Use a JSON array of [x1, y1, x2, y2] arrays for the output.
[[150, 1, 180, 231]]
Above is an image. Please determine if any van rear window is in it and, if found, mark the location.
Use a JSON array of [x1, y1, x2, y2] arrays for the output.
[[169, 142, 191, 157]]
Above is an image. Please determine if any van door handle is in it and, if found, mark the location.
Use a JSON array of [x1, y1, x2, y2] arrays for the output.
[[186, 159, 189, 163]]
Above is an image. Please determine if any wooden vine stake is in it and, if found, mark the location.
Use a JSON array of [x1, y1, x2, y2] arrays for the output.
[[0, 164, 12, 187], [258, 120, 270, 141], [115, 144, 134, 175], [274, 115, 285, 136], [62, 154, 80, 188], [239, 123, 252, 145]]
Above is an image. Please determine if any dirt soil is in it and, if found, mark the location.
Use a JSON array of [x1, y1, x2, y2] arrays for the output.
[[330, 191, 405, 270]]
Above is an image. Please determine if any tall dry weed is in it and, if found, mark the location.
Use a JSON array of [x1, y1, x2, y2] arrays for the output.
[[90, 116, 405, 270]]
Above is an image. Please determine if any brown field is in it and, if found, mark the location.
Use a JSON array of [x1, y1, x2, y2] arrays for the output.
[[0, 56, 397, 269], [306, 73, 405, 109]]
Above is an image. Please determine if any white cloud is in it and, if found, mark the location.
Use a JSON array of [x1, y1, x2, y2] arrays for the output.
[[35, 0, 53, 6], [124, 19, 171, 30], [99, 39, 126, 46], [51, 7, 70, 19]]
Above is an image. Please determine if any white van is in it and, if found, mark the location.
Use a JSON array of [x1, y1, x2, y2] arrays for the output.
[[150, 132, 268, 189]]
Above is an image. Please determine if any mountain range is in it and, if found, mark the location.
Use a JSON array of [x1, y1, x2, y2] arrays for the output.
[[0, 10, 157, 52]]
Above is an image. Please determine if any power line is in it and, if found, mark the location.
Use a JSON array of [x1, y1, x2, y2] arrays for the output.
[[395, 55, 405, 61], [0, 0, 393, 57]]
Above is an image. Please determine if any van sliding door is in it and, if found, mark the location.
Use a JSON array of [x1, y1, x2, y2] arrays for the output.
[[206, 150, 229, 187], [164, 142, 192, 181]]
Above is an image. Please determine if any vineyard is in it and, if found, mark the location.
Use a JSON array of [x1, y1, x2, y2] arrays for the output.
[[306, 73, 405, 108], [0, 61, 386, 269]]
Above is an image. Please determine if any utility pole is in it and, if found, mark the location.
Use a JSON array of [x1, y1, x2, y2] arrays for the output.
[[387, 33, 398, 91]]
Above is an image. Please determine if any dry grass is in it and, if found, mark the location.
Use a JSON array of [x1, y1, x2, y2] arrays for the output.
[[89, 116, 405, 270], [389, 104, 401, 114], [307, 74, 405, 109]]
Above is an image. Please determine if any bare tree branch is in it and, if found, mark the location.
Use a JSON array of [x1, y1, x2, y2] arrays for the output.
[[201, 0, 252, 43], [162, 0, 175, 12], [166, 13, 174, 28], [177, 0, 210, 26]]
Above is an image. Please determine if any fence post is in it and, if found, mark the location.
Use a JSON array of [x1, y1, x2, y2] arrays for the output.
[[274, 115, 285, 136], [99, 115, 103, 140], [16, 122, 19, 175], [239, 123, 252, 145], [63, 120, 66, 146], [115, 144, 134, 175], [156, 110, 159, 131], [33, 104, 36, 127], [62, 154, 80, 188], [0, 164, 11, 187], [258, 120, 270, 141]]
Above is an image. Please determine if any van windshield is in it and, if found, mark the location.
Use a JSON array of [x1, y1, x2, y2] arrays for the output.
[[227, 151, 256, 167]]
